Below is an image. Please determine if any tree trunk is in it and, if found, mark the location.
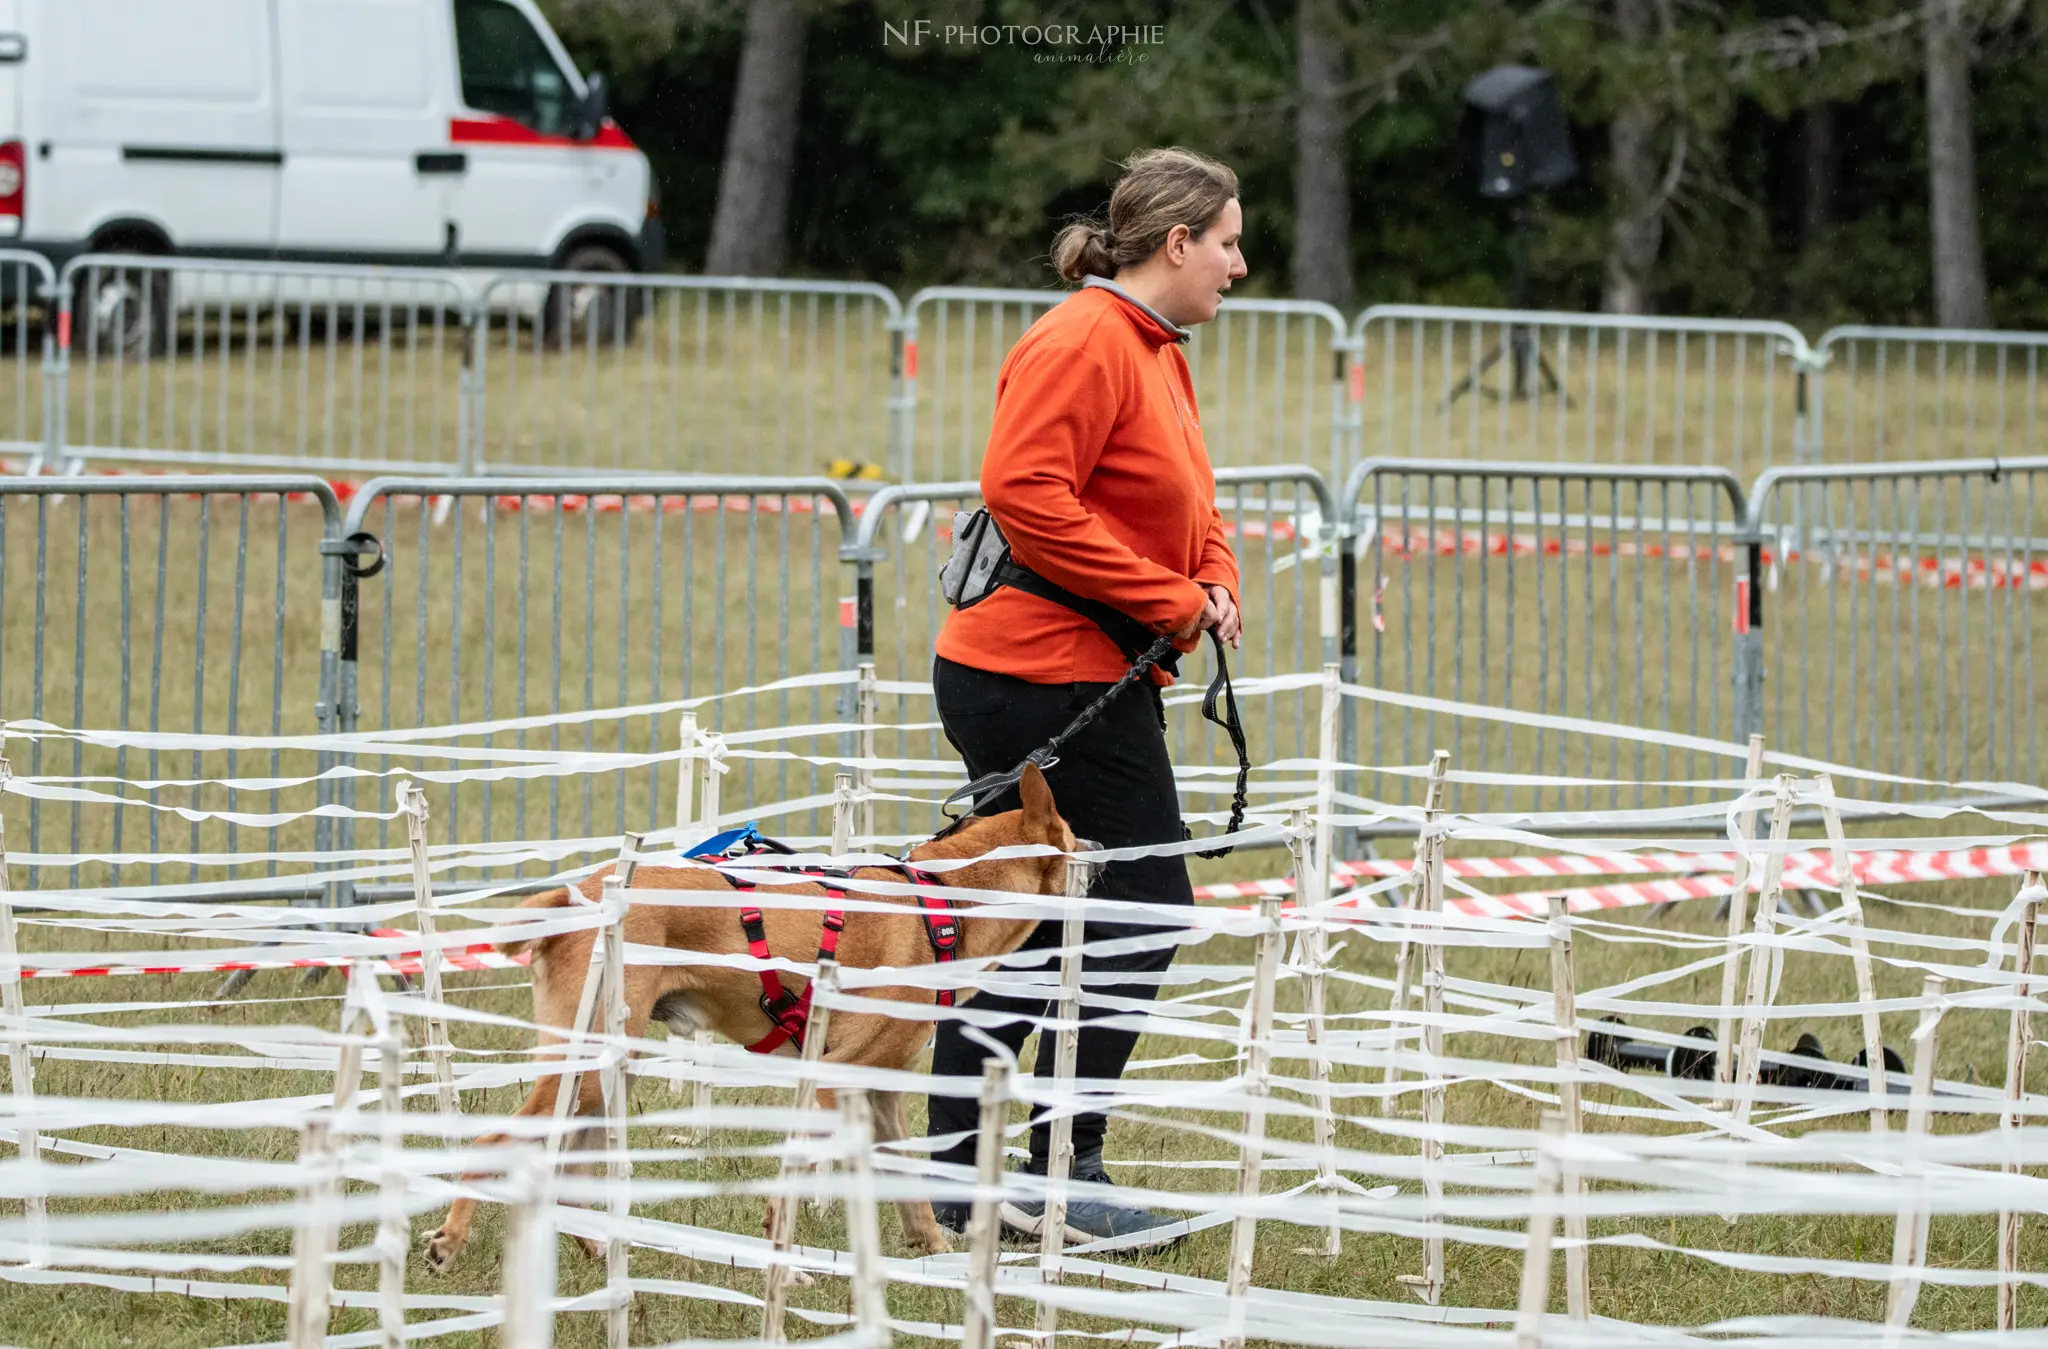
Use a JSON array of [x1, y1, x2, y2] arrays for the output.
[[1802, 102, 1836, 247], [705, 0, 807, 276], [1602, 0, 1662, 315], [1923, 0, 1990, 328], [1291, 0, 1353, 312]]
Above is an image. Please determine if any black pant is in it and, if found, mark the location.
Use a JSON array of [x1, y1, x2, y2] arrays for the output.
[[925, 655, 1193, 1174]]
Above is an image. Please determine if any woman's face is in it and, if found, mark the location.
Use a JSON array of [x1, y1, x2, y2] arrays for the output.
[[1169, 197, 1247, 325]]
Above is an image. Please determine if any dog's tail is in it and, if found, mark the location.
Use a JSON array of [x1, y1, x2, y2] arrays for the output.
[[495, 887, 579, 959]]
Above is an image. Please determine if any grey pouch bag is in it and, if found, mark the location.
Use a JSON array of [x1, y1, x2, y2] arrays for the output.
[[939, 507, 1011, 609]]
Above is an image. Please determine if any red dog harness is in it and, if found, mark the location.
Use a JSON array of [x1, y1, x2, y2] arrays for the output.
[[730, 863, 959, 1055]]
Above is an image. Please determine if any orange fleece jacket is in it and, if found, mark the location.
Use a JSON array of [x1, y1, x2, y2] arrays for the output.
[[936, 283, 1240, 685]]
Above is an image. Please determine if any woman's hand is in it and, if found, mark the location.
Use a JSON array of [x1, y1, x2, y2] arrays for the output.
[[1206, 584, 1241, 649], [1174, 593, 1222, 642], [1173, 586, 1241, 648]]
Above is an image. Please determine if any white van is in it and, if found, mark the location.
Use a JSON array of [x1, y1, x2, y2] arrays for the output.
[[0, 0, 660, 350]]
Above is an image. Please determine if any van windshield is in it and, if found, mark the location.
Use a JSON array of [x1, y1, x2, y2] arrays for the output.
[[454, 0, 576, 137]]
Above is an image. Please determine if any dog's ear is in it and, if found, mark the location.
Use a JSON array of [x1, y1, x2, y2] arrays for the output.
[[1020, 760, 1057, 841]]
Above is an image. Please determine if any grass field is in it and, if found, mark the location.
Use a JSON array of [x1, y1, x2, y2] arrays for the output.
[[2, 297, 2048, 1345], [5, 824, 2045, 1347]]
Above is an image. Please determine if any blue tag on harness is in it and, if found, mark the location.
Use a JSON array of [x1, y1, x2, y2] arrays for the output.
[[682, 823, 764, 860]]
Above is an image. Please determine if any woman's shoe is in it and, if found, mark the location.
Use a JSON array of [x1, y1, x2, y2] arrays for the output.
[[998, 1167, 1187, 1250]]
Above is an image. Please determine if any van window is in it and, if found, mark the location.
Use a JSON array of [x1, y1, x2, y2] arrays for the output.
[[454, 0, 574, 137]]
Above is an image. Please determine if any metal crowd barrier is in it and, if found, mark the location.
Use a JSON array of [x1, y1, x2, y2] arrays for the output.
[[2, 452, 2046, 895], [55, 254, 474, 475], [334, 475, 858, 883], [898, 286, 1353, 484], [0, 249, 59, 468], [0, 474, 342, 894], [1339, 458, 1751, 817], [12, 253, 2048, 485], [1812, 326, 2048, 463], [1347, 305, 1815, 485], [471, 272, 904, 477], [1740, 456, 2048, 794]]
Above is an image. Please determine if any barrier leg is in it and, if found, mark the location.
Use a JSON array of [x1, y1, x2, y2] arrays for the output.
[[1545, 898, 1588, 1322], [961, 1057, 1011, 1349], [1884, 973, 1946, 1330], [1816, 774, 1888, 1131], [400, 781, 459, 1120], [1733, 777, 1797, 1131], [763, 962, 838, 1340], [1712, 734, 1767, 1111], [839, 1089, 891, 1345], [1383, 751, 1448, 1120], [1291, 808, 1340, 1257], [1998, 880, 2039, 1332], [1511, 1113, 1566, 1349], [1034, 858, 1089, 1342], [1221, 891, 1284, 1349]]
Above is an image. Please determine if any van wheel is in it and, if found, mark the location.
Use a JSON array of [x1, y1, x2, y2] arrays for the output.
[[74, 254, 172, 360], [543, 244, 640, 348]]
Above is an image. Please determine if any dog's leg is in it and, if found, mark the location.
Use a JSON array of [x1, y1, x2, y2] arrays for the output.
[[871, 1088, 951, 1257], [423, 1065, 603, 1273], [427, 936, 661, 1274]]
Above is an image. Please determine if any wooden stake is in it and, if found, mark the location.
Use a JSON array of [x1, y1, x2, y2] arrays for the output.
[[832, 772, 855, 859], [501, 1146, 558, 1349], [1511, 1112, 1567, 1349], [673, 709, 699, 836], [599, 873, 632, 1349], [0, 737, 47, 1265], [399, 780, 459, 1120], [375, 1029, 408, 1349], [1291, 807, 1341, 1257], [1999, 879, 2039, 1332], [1733, 776, 1797, 1130], [1885, 972, 1945, 1330], [1712, 733, 1768, 1111], [1815, 774, 1888, 1131], [1545, 898, 1588, 1322], [545, 887, 611, 1167], [286, 1118, 336, 1349], [839, 1089, 891, 1344], [961, 1057, 1012, 1349], [763, 962, 839, 1341], [1222, 890, 1284, 1349], [1383, 751, 1449, 1119], [855, 662, 877, 844], [290, 961, 377, 1349], [1035, 858, 1090, 1342], [1417, 749, 1451, 1305]]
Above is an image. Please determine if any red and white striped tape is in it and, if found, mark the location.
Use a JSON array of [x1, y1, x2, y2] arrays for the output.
[[1196, 841, 2048, 918], [21, 929, 530, 981]]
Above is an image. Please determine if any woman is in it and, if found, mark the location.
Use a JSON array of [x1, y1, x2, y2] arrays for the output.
[[926, 146, 1247, 1247]]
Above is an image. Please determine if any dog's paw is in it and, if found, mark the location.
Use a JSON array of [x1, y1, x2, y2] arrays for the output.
[[787, 1267, 817, 1289], [906, 1230, 953, 1258], [573, 1233, 604, 1261], [422, 1227, 463, 1274]]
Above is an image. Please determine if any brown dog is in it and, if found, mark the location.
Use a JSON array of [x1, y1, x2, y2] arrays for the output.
[[422, 762, 1078, 1271]]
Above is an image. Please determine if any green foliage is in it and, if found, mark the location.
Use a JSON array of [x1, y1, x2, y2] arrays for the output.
[[544, 0, 2048, 326]]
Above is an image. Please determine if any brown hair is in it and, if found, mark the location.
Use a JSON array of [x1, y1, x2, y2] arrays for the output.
[[1050, 147, 1239, 284]]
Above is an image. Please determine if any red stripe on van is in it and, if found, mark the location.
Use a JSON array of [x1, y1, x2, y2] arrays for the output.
[[449, 115, 637, 151]]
